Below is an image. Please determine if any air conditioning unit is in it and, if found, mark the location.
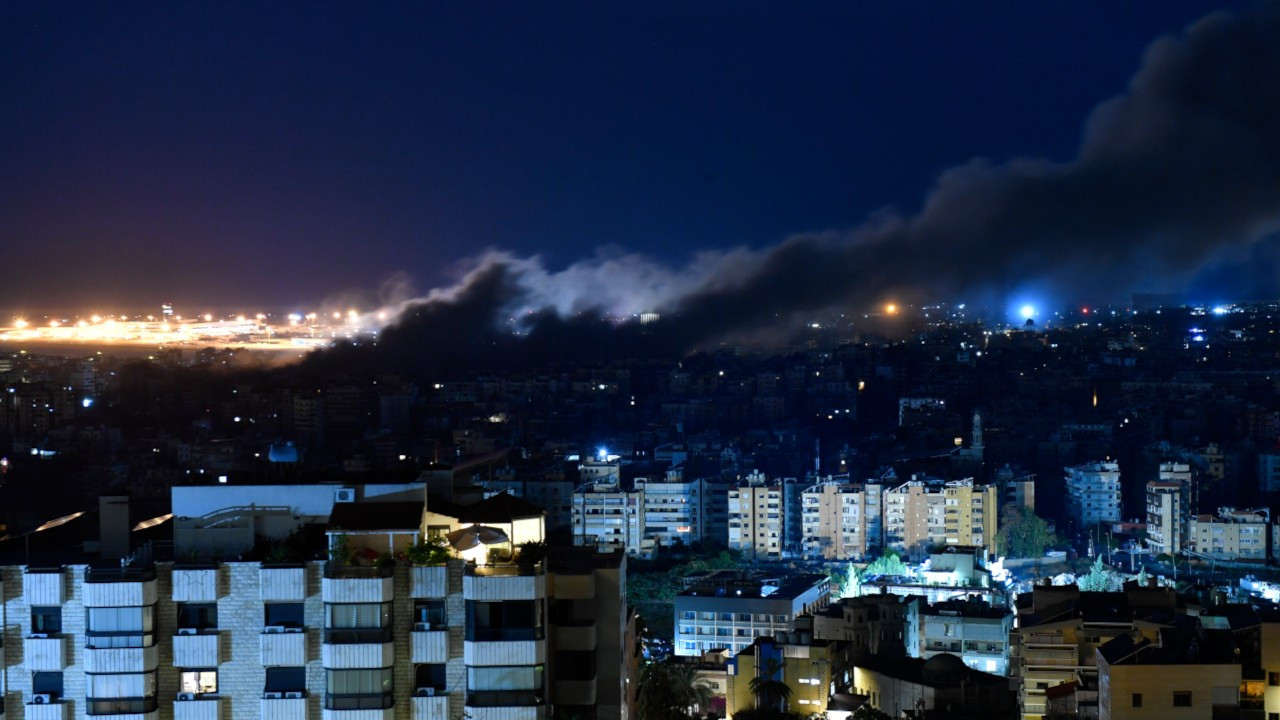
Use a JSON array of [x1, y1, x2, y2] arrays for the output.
[[284, 691, 304, 699], [32, 694, 52, 704], [263, 692, 284, 700], [29, 632, 49, 639], [334, 488, 356, 503], [414, 621, 431, 631], [284, 626, 304, 633], [177, 628, 198, 636], [416, 687, 436, 697], [177, 693, 196, 701], [264, 625, 286, 634]]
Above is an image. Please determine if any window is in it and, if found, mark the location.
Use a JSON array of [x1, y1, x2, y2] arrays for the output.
[[554, 650, 596, 681], [414, 600, 447, 629], [33, 672, 63, 699], [176, 603, 217, 632], [467, 665, 544, 705], [86, 672, 158, 715], [265, 667, 305, 694], [1132, 693, 1142, 707], [414, 664, 447, 692], [1173, 691, 1192, 707], [1271, 672, 1280, 687], [325, 603, 392, 643], [87, 607, 155, 648], [326, 669, 393, 710], [466, 600, 543, 642], [32, 607, 62, 635], [265, 603, 305, 629], [179, 670, 218, 695]]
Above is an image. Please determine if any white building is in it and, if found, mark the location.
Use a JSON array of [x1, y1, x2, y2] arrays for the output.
[[727, 472, 784, 561], [1064, 461, 1122, 530]]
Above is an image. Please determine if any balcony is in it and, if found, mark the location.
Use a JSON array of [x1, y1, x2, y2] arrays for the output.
[[261, 629, 308, 666], [411, 629, 449, 664], [173, 697, 221, 720], [84, 696, 159, 718], [173, 632, 221, 667], [24, 635, 67, 670], [172, 566, 220, 602], [465, 693, 546, 720], [464, 639, 546, 666], [261, 695, 308, 720], [84, 644, 159, 673], [322, 639, 395, 668], [24, 568, 66, 605], [411, 565, 448, 598], [553, 623, 596, 651], [323, 692, 395, 718], [322, 564, 394, 603], [24, 701, 68, 720], [411, 694, 449, 720], [261, 565, 308, 602], [463, 564, 546, 602], [83, 567, 158, 607]]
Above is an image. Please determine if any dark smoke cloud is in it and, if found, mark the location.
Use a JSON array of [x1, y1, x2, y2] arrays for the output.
[[304, 5, 1280, 379]]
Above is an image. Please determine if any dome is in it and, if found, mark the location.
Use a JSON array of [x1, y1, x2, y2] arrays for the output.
[[922, 653, 969, 685]]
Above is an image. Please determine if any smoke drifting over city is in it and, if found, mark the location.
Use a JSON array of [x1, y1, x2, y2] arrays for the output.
[[309, 5, 1280, 378]]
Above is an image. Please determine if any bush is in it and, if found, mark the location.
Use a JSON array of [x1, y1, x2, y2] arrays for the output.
[[405, 535, 453, 566]]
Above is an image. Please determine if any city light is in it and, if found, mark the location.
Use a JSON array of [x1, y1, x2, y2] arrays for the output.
[[1020, 305, 1036, 319], [885, 303, 898, 315]]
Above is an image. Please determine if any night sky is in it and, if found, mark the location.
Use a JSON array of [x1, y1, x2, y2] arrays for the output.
[[0, 1, 1260, 314]]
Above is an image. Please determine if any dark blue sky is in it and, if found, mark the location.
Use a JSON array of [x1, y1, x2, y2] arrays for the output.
[[0, 1, 1247, 311]]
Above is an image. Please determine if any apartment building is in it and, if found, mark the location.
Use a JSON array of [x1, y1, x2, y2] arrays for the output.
[[571, 481, 642, 555], [1065, 462, 1122, 530], [727, 472, 785, 561], [673, 571, 830, 658], [633, 471, 707, 550], [808, 595, 918, 661], [918, 599, 1014, 675], [882, 476, 997, 560], [799, 479, 882, 561], [725, 636, 852, 718], [1189, 507, 1270, 562], [1145, 481, 1185, 556], [1096, 627, 1241, 720]]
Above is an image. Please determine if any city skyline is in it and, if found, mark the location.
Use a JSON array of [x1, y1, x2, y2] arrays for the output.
[[5, 2, 1276, 323]]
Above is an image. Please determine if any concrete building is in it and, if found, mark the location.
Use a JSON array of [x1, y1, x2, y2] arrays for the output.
[[634, 471, 708, 550], [571, 481, 642, 555], [1145, 481, 1185, 557], [1065, 462, 1122, 531], [799, 478, 883, 561], [882, 476, 998, 560], [725, 636, 852, 718], [727, 472, 784, 561], [808, 595, 918, 661], [1189, 507, 1270, 562], [850, 654, 1016, 719], [859, 546, 1006, 608], [918, 598, 1014, 675], [1096, 627, 1241, 720], [673, 571, 831, 658]]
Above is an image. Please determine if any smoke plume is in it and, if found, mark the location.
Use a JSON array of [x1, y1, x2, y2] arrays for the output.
[[306, 5, 1280, 379]]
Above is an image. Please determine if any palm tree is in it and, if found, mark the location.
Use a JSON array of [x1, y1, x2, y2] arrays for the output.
[[747, 658, 792, 713], [667, 662, 714, 717]]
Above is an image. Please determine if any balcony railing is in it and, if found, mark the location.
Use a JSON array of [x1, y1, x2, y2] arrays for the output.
[[324, 692, 394, 711]]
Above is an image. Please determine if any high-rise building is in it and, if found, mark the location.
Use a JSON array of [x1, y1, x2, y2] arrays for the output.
[[728, 471, 785, 561], [883, 476, 998, 560], [800, 478, 883, 561], [1064, 462, 1122, 531], [1145, 481, 1184, 556]]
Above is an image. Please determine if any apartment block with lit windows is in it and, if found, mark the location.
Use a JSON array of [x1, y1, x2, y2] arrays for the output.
[[1189, 507, 1270, 562], [882, 476, 997, 561], [728, 472, 785, 561], [799, 479, 882, 561]]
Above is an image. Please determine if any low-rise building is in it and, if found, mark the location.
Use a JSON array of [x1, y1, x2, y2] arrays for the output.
[[1097, 626, 1242, 720], [726, 636, 853, 718], [919, 598, 1014, 675], [1189, 507, 1270, 562], [850, 653, 1017, 719], [808, 595, 918, 660], [673, 571, 831, 658]]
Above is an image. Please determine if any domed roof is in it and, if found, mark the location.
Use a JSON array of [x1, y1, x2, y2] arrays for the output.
[[922, 653, 969, 684]]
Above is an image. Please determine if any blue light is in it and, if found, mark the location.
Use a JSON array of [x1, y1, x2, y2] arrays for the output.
[[82, 397, 94, 408], [1020, 305, 1035, 320], [1212, 306, 1229, 316]]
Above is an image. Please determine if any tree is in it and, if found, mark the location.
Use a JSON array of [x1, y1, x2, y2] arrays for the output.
[[748, 658, 792, 713], [637, 660, 715, 720], [995, 504, 1056, 558], [1077, 556, 1121, 591]]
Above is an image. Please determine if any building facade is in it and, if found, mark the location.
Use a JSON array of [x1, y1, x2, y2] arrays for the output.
[[1065, 462, 1122, 530], [799, 479, 882, 561], [673, 572, 831, 658], [727, 472, 784, 561]]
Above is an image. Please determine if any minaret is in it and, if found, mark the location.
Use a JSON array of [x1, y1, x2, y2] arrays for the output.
[[971, 410, 984, 460]]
